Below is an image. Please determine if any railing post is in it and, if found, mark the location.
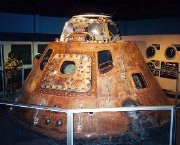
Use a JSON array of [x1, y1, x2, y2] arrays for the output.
[[169, 106, 176, 145], [175, 70, 179, 105], [67, 110, 73, 145], [174, 105, 180, 145], [173, 105, 178, 145]]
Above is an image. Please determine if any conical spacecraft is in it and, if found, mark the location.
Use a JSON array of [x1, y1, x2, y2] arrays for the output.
[[15, 14, 170, 139]]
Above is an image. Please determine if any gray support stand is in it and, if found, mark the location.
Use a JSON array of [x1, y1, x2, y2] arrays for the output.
[[67, 110, 74, 145], [175, 71, 179, 105], [169, 107, 176, 145]]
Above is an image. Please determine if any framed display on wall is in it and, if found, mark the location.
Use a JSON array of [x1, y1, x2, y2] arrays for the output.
[[160, 61, 179, 79]]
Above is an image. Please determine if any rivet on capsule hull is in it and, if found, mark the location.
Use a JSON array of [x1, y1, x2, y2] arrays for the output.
[[45, 117, 51, 125], [56, 119, 63, 126]]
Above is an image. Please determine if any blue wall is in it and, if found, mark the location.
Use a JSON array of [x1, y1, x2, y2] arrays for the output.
[[0, 13, 180, 40], [118, 17, 180, 35], [0, 13, 34, 33], [0, 13, 68, 34], [35, 15, 68, 34]]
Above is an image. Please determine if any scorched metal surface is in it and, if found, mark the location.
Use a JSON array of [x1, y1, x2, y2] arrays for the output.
[[15, 14, 170, 140]]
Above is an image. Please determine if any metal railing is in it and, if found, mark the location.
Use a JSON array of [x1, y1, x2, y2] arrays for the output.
[[175, 105, 180, 145], [0, 102, 177, 145]]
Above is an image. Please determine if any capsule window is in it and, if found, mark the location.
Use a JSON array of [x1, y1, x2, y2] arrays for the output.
[[40, 49, 52, 70], [98, 50, 113, 74], [132, 73, 147, 89], [60, 61, 76, 74]]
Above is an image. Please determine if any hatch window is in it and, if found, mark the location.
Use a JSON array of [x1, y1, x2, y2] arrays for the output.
[[60, 61, 76, 74], [132, 73, 147, 89], [41, 54, 92, 93], [98, 50, 113, 74], [40, 49, 52, 70]]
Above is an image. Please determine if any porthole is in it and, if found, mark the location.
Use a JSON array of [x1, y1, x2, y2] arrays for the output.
[[146, 46, 156, 58], [60, 61, 76, 74], [165, 46, 176, 59]]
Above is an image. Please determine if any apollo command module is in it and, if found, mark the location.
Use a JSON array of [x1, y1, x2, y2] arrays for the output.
[[15, 14, 170, 140]]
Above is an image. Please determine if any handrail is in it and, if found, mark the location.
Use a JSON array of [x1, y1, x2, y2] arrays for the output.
[[174, 104, 180, 145], [0, 102, 177, 145], [0, 102, 68, 113]]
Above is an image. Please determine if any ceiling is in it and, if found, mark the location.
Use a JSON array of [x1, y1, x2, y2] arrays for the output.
[[0, 0, 180, 21]]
